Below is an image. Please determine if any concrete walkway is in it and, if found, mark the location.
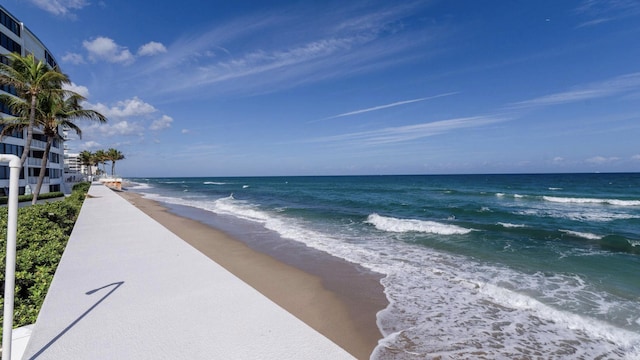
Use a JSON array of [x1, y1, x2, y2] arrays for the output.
[[21, 184, 354, 359]]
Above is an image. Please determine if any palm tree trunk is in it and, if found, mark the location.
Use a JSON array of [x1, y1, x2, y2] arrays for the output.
[[111, 161, 115, 176], [20, 93, 37, 167], [32, 138, 52, 204]]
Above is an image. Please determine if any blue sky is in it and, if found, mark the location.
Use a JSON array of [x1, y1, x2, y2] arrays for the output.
[[5, 0, 640, 176]]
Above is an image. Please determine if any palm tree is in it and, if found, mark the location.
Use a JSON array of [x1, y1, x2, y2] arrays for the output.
[[106, 148, 125, 176], [0, 53, 70, 166], [31, 92, 106, 203], [78, 150, 94, 179], [93, 149, 107, 176]]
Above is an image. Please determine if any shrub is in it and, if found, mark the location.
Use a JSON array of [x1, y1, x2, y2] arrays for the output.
[[0, 192, 66, 205], [0, 183, 89, 343]]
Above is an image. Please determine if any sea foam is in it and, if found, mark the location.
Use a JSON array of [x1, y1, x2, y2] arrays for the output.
[[498, 222, 527, 228], [543, 196, 640, 206], [560, 229, 603, 240], [366, 213, 472, 235], [125, 181, 151, 190]]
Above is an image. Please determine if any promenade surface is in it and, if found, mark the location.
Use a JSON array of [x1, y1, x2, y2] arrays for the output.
[[20, 183, 355, 359]]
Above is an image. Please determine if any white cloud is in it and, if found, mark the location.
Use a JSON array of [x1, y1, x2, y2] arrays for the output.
[[87, 97, 157, 118], [83, 37, 135, 65], [27, 0, 88, 16], [181, 129, 190, 134], [149, 115, 173, 131], [138, 41, 167, 56], [90, 120, 144, 137], [82, 140, 102, 150], [63, 82, 90, 98], [631, 155, 640, 160], [552, 157, 565, 163], [61, 52, 85, 65]]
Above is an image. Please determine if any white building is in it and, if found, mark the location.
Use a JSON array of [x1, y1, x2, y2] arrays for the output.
[[0, 5, 65, 195]]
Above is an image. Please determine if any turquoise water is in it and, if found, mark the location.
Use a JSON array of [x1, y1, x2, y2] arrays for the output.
[[128, 174, 640, 359]]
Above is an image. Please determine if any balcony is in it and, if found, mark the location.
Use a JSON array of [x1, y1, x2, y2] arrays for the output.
[[30, 139, 47, 150], [28, 176, 49, 184], [26, 158, 42, 167]]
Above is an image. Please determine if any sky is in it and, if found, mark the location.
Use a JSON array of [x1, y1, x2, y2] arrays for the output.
[[4, 0, 640, 177]]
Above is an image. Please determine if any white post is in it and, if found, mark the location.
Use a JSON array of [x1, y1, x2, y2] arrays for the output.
[[1, 154, 21, 360]]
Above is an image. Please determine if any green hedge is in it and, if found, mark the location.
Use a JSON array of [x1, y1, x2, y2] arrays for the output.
[[0, 182, 90, 343], [0, 191, 65, 205]]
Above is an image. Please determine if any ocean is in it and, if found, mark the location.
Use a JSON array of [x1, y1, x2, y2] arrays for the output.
[[126, 173, 640, 359]]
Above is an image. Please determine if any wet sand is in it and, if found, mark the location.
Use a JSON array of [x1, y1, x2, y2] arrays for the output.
[[117, 191, 387, 359]]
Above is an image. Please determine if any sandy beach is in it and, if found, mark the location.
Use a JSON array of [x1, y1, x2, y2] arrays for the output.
[[117, 190, 387, 359]]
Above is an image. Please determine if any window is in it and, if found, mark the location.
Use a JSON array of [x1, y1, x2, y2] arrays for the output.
[[0, 100, 15, 115], [0, 128, 24, 139], [0, 56, 17, 97], [0, 31, 21, 53], [45, 51, 56, 68], [0, 143, 23, 156], [49, 169, 62, 179], [0, 10, 20, 37], [49, 152, 60, 163]]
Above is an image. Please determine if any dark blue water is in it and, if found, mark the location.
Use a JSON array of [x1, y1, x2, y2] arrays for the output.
[[128, 173, 640, 359]]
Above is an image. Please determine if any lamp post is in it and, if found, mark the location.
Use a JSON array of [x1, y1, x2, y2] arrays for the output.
[[1, 154, 22, 360]]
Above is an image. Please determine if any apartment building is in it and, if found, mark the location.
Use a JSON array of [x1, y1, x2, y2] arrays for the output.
[[0, 5, 64, 195]]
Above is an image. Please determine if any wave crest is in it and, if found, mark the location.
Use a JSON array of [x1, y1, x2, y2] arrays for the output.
[[560, 229, 603, 240], [543, 196, 640, 206], [366, 213, 472, 235]]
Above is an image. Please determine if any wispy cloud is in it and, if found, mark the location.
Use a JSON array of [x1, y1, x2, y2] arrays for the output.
[[574, 0, 640, 28], [127, 2, 441, 98], [311, 115, 508, 147], [27, 0, 89, 16], [586, 155, 620, 164], [322, 92, 459, 121], [509, 72, 640, 109]]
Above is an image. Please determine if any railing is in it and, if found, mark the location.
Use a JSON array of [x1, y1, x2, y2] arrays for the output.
[[27, 158, 42, 167], [28, 176, 49, 184], [30, 139, 46, 149]]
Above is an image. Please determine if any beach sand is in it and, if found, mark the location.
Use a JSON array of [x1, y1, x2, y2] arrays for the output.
[[117, 191, 387, 359]]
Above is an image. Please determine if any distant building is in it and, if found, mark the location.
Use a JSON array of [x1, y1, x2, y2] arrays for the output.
[[64, 151, 81, 174], [0, 5, 65, 195]]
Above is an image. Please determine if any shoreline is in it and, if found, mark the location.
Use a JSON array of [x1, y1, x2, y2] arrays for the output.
[[117, 190, 387, 359]]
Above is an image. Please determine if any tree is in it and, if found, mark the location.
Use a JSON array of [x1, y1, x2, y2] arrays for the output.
[[78, 150, 94, 179], [106, 148, 125, 176], [31, 92, 106, 203], [93, 149, 107, 176], [0, 53, 70, 167]]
